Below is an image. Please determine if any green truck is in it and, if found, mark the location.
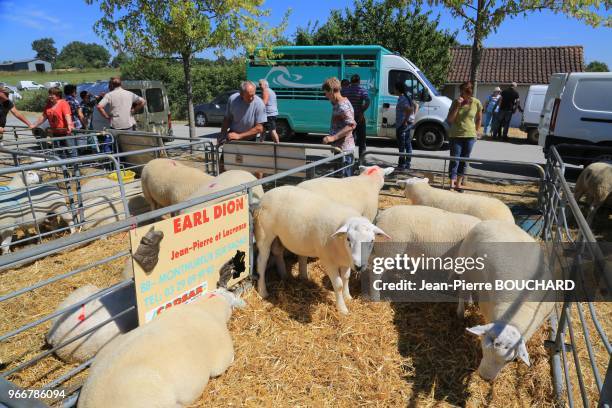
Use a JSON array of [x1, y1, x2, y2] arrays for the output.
[[247, 45, 452, 150]]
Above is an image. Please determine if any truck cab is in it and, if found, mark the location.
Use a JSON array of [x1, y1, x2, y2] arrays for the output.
[[378, 53, 452, 149], [247, 45, 451, 150]]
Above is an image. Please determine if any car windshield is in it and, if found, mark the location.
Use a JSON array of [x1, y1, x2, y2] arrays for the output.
[[416, 71, 440, 97]]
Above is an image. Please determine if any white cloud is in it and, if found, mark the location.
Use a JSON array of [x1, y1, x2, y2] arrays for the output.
[[26, 10, 61, 25], [4, 7, 71, 32]]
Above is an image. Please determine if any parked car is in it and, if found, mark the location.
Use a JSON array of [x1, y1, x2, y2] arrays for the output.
[[194, 90, 237, 127], [246, 45, 452, 149], [520, 84, 548, 144], [5, 85, 22, 102], [539, 72, 612, 165], [17, 80, 45, 91], [43, 81, 68, 89]]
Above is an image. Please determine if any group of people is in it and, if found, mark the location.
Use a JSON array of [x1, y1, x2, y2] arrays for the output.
[[482, 82, 523, 139], [0, 77, 145, 158], [219, 74, 372, 177]]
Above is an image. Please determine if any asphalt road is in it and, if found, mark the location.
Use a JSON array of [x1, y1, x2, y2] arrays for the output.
[[173, 123, 549, 182], [5, 115, 560, 182]]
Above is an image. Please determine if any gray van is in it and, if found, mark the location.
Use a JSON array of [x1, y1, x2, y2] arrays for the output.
[[122, 80, 173, 142], [76, 80, 173, 142]]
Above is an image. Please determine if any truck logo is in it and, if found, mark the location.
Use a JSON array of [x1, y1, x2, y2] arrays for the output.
[[264, 66, 375, 90], [265, 67, 322, 88]]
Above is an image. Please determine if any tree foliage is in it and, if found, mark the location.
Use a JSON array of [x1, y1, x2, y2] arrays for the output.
[[294, 0, 457, 87], [121, 56, 245, 120], [31, 38, 57, 63], [111, 52, 131, 68], [86, 0, 289, 139], [407, 0, 611, 90], [56, 41, 111, 69], [585, 60, 609, 72]]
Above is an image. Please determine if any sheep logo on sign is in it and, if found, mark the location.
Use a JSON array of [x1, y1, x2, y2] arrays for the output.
[[217, 250, 246, 289], [132, 226, 165, 273]]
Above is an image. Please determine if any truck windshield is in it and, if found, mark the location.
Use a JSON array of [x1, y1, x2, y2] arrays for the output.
[[416, 71, 440, 97]]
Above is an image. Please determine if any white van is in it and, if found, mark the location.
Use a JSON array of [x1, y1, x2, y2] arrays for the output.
[[17, 81, 45, 91], [520, 84, 547, 144], [539, 72, 612, 164]]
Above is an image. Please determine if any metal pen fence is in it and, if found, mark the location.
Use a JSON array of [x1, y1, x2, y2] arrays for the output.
[[541, 146, 611, 407], [1, 136, 610, 406], [0, 139, 350, 407], [0, 134, 216, 257]]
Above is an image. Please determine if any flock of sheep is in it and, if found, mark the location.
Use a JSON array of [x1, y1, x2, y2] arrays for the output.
[[3, 156, 611, 407]]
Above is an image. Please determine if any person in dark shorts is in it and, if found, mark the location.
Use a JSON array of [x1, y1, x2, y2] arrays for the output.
[[0, 87, 33, 145], [496, 82, 523, 139]]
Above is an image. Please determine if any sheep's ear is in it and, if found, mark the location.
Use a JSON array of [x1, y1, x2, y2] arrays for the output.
[[466, 323, 495, 337], [516, 338, 530, 366], [382, 167, 394, 176], [331, 224, 349, 237], [373, 226, 392, 240]]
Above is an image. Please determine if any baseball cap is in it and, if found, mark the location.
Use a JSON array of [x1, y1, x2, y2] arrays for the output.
[[511, 82, 518, 87], [494, 86, 501, 92]]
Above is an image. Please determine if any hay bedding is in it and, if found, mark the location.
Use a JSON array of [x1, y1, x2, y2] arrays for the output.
[[0, 178, 607, 407]]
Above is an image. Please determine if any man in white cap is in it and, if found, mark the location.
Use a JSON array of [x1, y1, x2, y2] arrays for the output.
[[495, 82, 523, 140], [483, 86, 502, 137]]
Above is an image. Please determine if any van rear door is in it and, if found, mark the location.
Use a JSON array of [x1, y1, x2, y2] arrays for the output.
[[538, 74, 567, 147], [144, 87, 170, 136]]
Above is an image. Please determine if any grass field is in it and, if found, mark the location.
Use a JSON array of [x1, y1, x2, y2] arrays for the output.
[[0, 68, 119, 87]]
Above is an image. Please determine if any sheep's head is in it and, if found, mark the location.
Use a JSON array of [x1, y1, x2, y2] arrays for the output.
[[20, 171, 41, 185], [467, 322, 529, 381], [211, 287, 246, 322], [397, 177, 429, 203], [358, 165, 394, 188], [331, 217, 390, 273]]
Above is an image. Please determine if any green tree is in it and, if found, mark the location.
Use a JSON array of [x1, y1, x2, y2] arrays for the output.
[[295, 0, 456, 85], [405, 0, 611, 93], [56, 41, 111, 68], [585, 60, 609, 72], [111, 52, 131, 68], [31, 38, 58, 63], [121, 56, 245, 120], [294, 0, 457, 87], [87, 0, 289, 140]]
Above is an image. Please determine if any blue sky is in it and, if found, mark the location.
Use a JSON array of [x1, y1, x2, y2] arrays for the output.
[[1, 0, 610, 67]]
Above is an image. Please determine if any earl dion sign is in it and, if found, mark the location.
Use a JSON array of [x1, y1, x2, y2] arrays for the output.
[[130, 194, 249, 325]]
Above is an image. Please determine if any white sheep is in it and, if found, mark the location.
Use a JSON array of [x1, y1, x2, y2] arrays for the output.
[[368, 205, 480, 300], [255, 186, 389, 315], [79, 177, 121, 203], [76, 181, 150, 231], [1, 173, 76, 254], [297, 165, 394, 221], [181, 169, 265, 213], [397, 177, 515, 223], [141, 158, 214, 210], [46, 284, 138, 363], [271, 165, 393, 279], [574, 161, 612, 225], [77, 288, 244, 408], [456, 220, 554, 380], [375, 205, 480, 251]]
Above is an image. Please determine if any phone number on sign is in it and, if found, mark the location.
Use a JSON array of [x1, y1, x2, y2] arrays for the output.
[[7, 389, 66, 399]]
